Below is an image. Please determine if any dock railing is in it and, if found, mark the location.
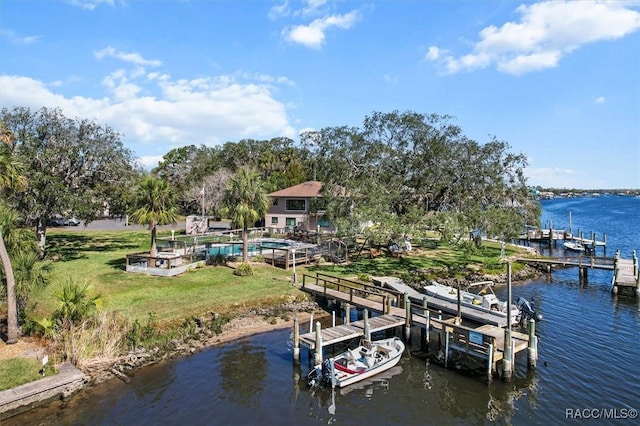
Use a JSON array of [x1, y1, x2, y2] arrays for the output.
[[301, 273, 404, 314]]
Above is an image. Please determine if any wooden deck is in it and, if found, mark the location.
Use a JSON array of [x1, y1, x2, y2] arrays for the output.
[[515, 255, 616, 271], [613, 258, 639, 289], [298, 315, 405, 350]]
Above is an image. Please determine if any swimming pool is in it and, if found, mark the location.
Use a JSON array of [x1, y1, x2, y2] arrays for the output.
[[206, 239, 307, 257]]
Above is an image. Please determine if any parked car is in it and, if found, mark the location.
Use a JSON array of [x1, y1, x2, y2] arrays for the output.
[[64, 217, 81, 226], [48, 218, 65, 227]]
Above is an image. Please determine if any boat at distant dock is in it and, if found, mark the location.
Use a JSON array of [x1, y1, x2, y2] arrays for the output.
[[563, 241, 586, 252]]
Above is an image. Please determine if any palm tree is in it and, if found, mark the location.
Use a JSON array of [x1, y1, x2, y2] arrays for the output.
[[129, 175, 179, 257], [223, 168, 269, 263], [0, 203, 52, 323], [0, 124, 27, 344], [52, 279, 102, 324]]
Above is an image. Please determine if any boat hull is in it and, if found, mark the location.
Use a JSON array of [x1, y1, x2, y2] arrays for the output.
[[423, 283, 520, 326], [315, 337, 405, 388]]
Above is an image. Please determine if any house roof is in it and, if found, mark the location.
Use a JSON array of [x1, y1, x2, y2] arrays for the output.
[[268, 181, 324, 197]]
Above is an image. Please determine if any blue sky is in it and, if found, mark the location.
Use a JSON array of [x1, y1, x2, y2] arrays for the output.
[[1, 0, 639, 189]]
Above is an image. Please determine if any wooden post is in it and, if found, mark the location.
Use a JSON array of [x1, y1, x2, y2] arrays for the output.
[[309, 313, 314, 333], [438, 310, 444, 347], [487, 343, 494, 383], [293, 316, 300, 363], [363, 309, 371, 342], [527, 319, 537, 369], [422, 297, 429, 350], [386, 294, 391, 314], [503, 328, 513, 381], [404, 296, 411, 342], [444, 330, 449, 368], [330, 359, 336, 389], [345, 303, 351, 325], [314, 321, 323, 365], [504, 261, 513, 381], [456, 285, 462, 325], [332, 310, 336, 328]]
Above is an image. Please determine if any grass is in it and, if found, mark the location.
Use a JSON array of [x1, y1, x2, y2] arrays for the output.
[[308, 239, 522, 279], [30, 229, 303, 325], [29, 231, 523, 324], [0, 358, 55, 391]]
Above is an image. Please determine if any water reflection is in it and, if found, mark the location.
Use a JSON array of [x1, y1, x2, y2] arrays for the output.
[[219, 342, 267, 407]]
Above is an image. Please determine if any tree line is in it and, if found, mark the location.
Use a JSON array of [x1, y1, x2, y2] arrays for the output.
[[1, 106, 539, 343]]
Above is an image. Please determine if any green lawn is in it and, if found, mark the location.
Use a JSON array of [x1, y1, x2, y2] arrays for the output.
[[31, 229, 303, 325]]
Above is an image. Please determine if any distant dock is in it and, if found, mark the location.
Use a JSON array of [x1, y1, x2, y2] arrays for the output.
[[515, 250, 639, 296], [518, 228, 607, 254]]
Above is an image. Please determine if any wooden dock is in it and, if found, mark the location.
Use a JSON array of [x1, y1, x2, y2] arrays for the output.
[[298, 315, 405, 350], [518, 228, 607, 254], [612, 256, 640, 295], [516, 251, 639, 295], [515, 255, 616, 271], [295, 273, 534, 381]]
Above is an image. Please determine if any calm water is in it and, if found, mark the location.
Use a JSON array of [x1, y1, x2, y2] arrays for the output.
[[8, 196, 640, 425]]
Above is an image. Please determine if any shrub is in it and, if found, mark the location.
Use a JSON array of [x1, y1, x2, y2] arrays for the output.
[[207, 253, 226, 266], [357, 273, 371, 282], [233, 262, 254, 276]]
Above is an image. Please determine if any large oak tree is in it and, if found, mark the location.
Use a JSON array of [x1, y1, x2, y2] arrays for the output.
[[0, 107, 139, 256]]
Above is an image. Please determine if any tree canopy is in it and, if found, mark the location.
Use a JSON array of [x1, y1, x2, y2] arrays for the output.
[[0, 107, 139, 256], [301, 110, 539, 243]]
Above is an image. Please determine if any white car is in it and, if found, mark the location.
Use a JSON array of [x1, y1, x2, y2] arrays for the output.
[[64, 217, 81, 226]]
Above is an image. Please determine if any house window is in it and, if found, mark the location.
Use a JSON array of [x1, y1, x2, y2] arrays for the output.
[[285, 199, 305, 211], [318, 217, 331, 228], [286, 218, 296, 227], [271, 217, 278, 225]]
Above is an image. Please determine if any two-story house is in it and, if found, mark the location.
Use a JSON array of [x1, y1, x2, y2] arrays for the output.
[[265, 181, 336, 234]]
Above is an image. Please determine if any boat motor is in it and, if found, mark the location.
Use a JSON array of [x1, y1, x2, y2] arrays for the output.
[[517, 297, 543, 322]]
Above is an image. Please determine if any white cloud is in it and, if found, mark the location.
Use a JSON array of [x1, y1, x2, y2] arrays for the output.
[[594, 96, 606, 104], [66, 0, 122, 10], [0, 56, 297, 160], [136, 155, 165, 169], [1, 29, 40, 44], [94, 47, 162, 67], [428, 1, 640, 75], [284, 10, 359, 48], [383, 74, 398, 84], [269, 1, 290, 20]]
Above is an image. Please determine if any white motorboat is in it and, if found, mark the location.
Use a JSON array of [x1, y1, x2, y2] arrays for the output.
[[308, 337, 405, 388], [423, 281, 520, 326], [563, 241, 585, 252]]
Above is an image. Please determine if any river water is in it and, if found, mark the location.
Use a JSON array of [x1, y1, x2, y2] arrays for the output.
[[7, 196, 640, 425]]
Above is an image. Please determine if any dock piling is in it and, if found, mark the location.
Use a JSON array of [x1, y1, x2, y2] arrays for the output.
[[422, 297, 429, 350], [344, 304, 350, 325], [293, 316, 300, 363], [487, 343, 494, 383], [363, 309, 371, 341], [502, 328, 513, 381], [404, 296, 411, 342], [314, 321, 323, 365], [527, 319, 537, 370]]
